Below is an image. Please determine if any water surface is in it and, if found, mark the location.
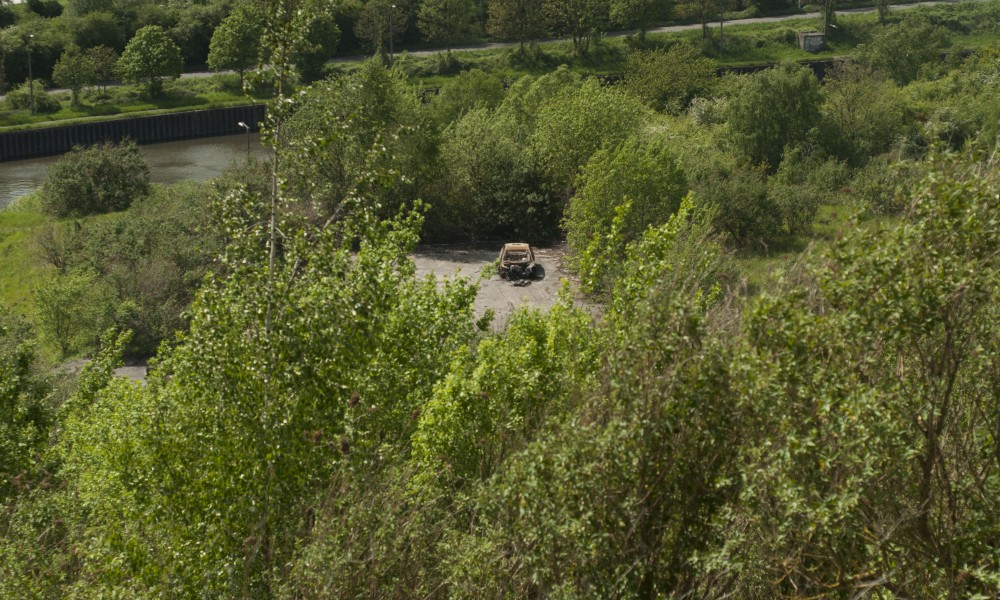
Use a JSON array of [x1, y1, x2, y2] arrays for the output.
[[0, 133, 268, 209]]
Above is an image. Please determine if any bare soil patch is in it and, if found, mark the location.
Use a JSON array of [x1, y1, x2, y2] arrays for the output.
[[412, 243, 589, 328]]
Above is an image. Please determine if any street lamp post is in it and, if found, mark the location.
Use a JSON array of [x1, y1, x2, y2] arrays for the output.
[[238, 121, 250, 155], [27, 34, 35, 115], [389, 4, 396, 65]]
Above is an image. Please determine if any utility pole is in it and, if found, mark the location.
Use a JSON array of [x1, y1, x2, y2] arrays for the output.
[[27, 34, 35, 115], [389, 4, 396, 65]]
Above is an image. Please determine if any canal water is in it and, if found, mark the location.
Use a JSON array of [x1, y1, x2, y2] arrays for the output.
[[0, 133, 269, 209]]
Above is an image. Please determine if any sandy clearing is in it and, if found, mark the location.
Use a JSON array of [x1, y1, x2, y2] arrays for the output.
[[412, 243, 590, 328]]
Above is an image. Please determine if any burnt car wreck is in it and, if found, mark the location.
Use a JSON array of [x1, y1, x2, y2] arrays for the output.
[[497, 243, 538, 282]]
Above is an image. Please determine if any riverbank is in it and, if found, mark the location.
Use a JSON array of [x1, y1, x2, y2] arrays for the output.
[[2, 0, 994, 132], [0, 104, 264, 161]]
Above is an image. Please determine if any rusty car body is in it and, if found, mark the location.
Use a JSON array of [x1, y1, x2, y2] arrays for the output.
[[497, 243, 537, 280]]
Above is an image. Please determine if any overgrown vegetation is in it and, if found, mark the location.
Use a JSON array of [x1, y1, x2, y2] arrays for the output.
[[4, 1, 1000, 597]]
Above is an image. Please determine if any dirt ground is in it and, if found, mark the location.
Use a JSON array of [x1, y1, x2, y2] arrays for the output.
[[412, 243, 587, 328]]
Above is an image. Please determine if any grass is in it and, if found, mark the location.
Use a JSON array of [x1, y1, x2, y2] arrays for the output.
[[0, 74, 271, 131], [0, 194, 54, 314]]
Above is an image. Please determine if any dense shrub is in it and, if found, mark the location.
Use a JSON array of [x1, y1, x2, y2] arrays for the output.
[[564, 134, 687, 282], [624, 44, 717, 114], [437, 107, 555, 240], [855, 15, 950, 85], [4, 81, 61, 112], [40, 140, 150, 217], [54, 182, 224, 358], [531, 77, 648, 192], [821, 61, 912, 164], [725, 61, 822, 170]]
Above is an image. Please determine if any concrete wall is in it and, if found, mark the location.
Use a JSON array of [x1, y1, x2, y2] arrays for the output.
[[0, 104, 265, 161]]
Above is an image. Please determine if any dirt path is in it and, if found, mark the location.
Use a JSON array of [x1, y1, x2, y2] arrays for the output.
[[412, 243, 590, 328]]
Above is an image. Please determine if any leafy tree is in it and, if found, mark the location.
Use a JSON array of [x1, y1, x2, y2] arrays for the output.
[[725, 61, 822, 170], [169, 2, 227, 66], [625, 44, 717, 113], [418, 0, 477, 52], [685, 150, 783, 246], [290, 1, 341, 82], [609, 0, 670, 42], [283, 60, 427, 217], [354, 0, 407, 53], [821, 61, 911, 164], [487, 0, 545, 48], [40, 140, 150, 217], [855, 15, 950, 85], [68, 12, 124, 52], [543, 0, 610, 55], [57, 182, 224, 358], [52, 45, 96, 105], [117, 25, 183, 96], [426, 67, 505, 126], [564, 135, 688, 288], [531, 77, 648, 193], [0, 308, 51, 501], [700, 146, 1000, 599], [208, 5, 261, 86], [34, 269, 116, 357], [676, 0, 732, 38], [438, 107, 554, 240], [85, 45, 118, 92]]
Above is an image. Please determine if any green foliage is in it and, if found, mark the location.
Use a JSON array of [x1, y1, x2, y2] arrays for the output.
[[855, 15, 950, 85], [118, 25, 183, 96], [724, 61, 822, 170], [446, 202, 729, 597], [487, 0, 545, 46], [686, 150, 783, 247], [426, 67, 505, 126], [40, 140, 150, 217], [353, 0, 406, 53], [283, 60, 428, 218], [624, 44, 717, 113], [564, 134, 687, 286], [609, 0, 670, 40], [52, 45, 96, 105], [207, 4, 263, 85], [3, 80, 60, 112], [437, 106, 555, 240], [702, 146, 1000, 598], [290, 0, 341, 83], [49, 182, 224, 358], [531, 77, 648, 193], [412, 295, 600, 488], [542, 0, 610, 54], [0, 309, 51, 501], [419, 0, 477, 51], [34, 269, 116, 357], [821, 61, 911, 164]]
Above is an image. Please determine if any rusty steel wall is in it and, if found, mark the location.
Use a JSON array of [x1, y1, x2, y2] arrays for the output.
[[0, 104, 266, 161]]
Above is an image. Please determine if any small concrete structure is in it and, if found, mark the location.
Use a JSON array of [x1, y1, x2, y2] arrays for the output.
[[797, 31, 826, 53]]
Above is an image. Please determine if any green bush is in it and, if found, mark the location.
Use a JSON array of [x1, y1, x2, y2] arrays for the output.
[[855, 15, 950, 85], [59, 182, 224, 358], [4, 81, 61, 113], [40, 140, 150, 217], [531, 77, 648, 193], [687, 153, 783, 247], [564, 134, 688, 282], [725, 61, 822, 171], [624, 43, 717, 114]]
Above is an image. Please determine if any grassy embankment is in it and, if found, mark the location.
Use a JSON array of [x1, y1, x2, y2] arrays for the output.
[[3, 0, 998, 129]]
